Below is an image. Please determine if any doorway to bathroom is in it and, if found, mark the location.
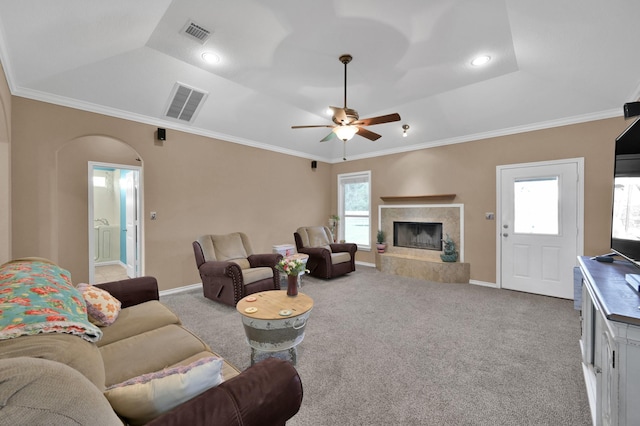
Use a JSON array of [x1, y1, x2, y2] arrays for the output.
[[88, 162, 142, 284]]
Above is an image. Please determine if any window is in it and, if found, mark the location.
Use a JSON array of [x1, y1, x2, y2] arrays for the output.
[[338, 171, 371, 249], [513, 176, 559, 235]]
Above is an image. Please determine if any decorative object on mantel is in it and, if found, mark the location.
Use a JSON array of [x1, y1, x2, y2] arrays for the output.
[[380, 194, 456, 202], [440, 234, 458, 262], [376, 230, 387, 253], [328, 215, 340, 243]]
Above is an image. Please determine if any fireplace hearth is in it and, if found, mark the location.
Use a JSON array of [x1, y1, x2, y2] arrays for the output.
[[393, 221, 443, 251]]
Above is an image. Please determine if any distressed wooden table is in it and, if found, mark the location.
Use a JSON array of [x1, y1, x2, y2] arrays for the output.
[[236, 290, 313, 365]]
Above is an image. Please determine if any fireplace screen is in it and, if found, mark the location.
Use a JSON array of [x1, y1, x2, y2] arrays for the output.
[[393, 221, 443, 251]]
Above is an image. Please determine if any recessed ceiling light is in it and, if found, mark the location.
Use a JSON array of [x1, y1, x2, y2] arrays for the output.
[[471, 55, 491, 67], [201, 52, 220, 64]]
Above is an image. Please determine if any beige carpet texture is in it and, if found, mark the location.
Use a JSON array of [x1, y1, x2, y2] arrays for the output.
[[161, 266, 591, 425]]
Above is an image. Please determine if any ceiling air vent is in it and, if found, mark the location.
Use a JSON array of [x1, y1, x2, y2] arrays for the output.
[[164, 83, 208, 123], [181, 20, 211, 44]]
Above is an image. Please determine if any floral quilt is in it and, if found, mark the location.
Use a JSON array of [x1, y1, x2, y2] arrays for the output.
[[0, 259, 102, 342]]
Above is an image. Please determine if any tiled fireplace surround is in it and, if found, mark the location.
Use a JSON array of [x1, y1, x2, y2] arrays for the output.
[[376, 204, 470, 283]]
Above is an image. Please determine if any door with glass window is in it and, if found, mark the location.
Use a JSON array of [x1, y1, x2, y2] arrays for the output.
[[499, 160, 581, 299]]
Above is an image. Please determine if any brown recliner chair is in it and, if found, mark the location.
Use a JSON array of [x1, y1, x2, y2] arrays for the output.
[[193, 233, 282, 306], [294, 226, 357, 279]]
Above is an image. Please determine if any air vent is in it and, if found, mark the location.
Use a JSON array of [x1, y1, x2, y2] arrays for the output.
[[181, 20, 211, 44], [164, 83, 208, 123]]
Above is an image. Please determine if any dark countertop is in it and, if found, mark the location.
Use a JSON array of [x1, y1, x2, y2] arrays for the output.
[[578, 256, 640, 326]]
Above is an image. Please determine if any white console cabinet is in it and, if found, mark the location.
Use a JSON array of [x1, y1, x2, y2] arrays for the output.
[[578, 256, 640, 426]]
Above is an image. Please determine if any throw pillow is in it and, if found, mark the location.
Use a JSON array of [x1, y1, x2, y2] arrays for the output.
[[77, 283, 122, 326], [104, 356, 224, 425]]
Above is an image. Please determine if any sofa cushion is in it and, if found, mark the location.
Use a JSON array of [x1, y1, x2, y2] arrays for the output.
[[297, 226, 333, 250], [306, 226, 332, 249], [241, 266, 274, 284], [77, 283, 122, 326], [100, 324, 211, 387], [0, 333, 106, 389], [97, 300, 180, 347], [104, 356, 224, 425], [331, 252, 351, 265], [0, 357, 121, 426], [213, 233, 248, 261]]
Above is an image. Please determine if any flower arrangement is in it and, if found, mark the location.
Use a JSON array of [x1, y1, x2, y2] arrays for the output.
[[276, 257, 309, 276]]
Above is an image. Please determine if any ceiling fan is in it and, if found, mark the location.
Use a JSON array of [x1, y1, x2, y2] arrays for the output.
[[292, 54, 401, 144]]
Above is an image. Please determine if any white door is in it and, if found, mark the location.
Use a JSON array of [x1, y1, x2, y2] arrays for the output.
[[498, 159, 583, 299], [124, 171, 138, 278]]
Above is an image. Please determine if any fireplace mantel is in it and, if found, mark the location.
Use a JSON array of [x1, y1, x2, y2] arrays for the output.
[[380, 194, 456, 202], [376, 203, 469, 283]]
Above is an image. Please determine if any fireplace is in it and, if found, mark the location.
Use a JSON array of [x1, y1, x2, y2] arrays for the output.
[[393, 221, 443, 251]]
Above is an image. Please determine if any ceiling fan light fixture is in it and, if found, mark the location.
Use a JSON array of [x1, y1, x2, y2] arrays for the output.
[[334, 125, 358, 141], [402, 124, 410, 137]]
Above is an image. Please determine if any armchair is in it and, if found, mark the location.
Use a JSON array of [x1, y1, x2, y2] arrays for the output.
[[193, 233, 282, 306], [294, 226, 357, 279]]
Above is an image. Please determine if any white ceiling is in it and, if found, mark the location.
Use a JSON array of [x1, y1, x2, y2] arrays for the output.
[[1, 0, 639, 162]]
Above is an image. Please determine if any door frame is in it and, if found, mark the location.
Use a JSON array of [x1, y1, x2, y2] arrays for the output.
[[88, 161, 143, 283], [495, 157, 584, 291]]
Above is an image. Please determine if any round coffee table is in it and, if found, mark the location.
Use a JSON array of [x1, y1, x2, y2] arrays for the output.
[[236, 290, 313, 365]]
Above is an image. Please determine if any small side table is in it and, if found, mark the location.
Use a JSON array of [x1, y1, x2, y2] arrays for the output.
[[236, 290, 313, 365]]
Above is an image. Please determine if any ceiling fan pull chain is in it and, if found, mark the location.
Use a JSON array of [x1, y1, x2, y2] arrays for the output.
[[343, 140, 347, 161]]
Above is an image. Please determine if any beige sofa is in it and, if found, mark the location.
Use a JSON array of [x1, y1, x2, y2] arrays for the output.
[[0, 259, 302, 425]]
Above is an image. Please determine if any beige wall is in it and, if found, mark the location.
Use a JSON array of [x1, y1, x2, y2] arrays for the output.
[[0, 62, 10, 264], [10, 97, 331, 290], [3, 56, 628, 288], [334, 118, 628, 284]]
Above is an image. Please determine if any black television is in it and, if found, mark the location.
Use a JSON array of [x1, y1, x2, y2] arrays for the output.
[[611, 116, 640, 266]]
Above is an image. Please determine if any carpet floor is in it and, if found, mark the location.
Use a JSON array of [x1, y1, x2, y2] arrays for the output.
[[161, 266, 591, 425]]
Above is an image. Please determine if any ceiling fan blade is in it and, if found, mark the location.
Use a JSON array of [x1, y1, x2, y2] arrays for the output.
[[320, 131, 337, 142], [356, 127, 381, 141], [329, 106, 348, 124], [291, 124, 334, 129], [354, 113, 401, 127]]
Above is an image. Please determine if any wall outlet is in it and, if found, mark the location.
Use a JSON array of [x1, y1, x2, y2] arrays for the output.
[[485, 212, 495, 220], [150, 212, 157, 220]]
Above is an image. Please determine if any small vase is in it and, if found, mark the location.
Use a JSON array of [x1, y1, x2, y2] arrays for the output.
[[287, 274, 298, 296]]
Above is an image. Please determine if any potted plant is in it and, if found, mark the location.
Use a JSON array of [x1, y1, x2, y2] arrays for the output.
[[376, 230, 387, 253], [329, 215, 340, 243], [440, 234, 458, 262]]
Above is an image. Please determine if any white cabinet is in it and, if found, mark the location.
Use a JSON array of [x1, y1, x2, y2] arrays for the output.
[[579, 257, 640, 426]]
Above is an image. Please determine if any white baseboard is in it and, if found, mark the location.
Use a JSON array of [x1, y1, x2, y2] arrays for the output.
[[469, 279, 498, 288], [356, 261, 376, 268], [159, 283, 201, 297], [158, 277, 496, 297]]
